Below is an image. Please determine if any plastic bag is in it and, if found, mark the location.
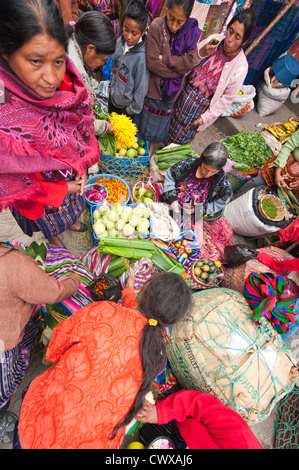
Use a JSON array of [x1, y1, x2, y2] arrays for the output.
[[257, 67, 290, 117], [222, 85, 256, 117], [223, 244, 259, 267], [86, 273, 122, 303]]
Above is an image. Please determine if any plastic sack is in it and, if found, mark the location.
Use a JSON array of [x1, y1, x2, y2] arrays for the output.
[[223, 244, 259, 267], [257, 67, 290, 117], [222, 85, 256, 117], [224, 185, 291, 237], [166, 288, 298, 424], [86, 273, 122, 303], [149, 202, 181, 241]]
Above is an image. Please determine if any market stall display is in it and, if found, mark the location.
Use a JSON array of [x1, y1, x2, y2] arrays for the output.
[[92, 104, 150, 180]]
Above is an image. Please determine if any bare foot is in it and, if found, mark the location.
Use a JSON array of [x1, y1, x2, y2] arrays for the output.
[[69, 221, 81, 231], [48, 236, 64, 247]]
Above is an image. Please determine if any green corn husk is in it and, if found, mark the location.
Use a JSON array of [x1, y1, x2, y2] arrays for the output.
[[109, 265, 129, 278], [285, 189, 299, 210], [154, 144, 191, 156], [98, 246, 155, 259], [151, 248, 185, 275], [98, 238, 156, 250], [107, 256, 130, 273]]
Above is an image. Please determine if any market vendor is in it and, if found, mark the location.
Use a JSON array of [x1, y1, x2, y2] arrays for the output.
[[0, 0, 101, 248], [16, 272, 193, 449], [160, 142, 233, 260], [136, 390, 263, 449], [0, 244, 81, 425], [262, 129, 299, 197]]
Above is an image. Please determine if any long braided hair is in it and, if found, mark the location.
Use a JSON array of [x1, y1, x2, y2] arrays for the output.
[[110, 271, 193, 438]]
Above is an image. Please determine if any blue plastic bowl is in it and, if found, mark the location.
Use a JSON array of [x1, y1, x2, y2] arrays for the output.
[[86, 173, 131, 205], [273, 54, 299, 87], [85, 183, 108, 207]]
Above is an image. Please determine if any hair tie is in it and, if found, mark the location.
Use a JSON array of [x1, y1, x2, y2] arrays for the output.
[[148, 319, 158, 326], [69, 20, 76, 27]]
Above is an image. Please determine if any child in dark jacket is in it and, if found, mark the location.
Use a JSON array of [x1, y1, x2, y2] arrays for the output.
[[109, 0, 149, 117]]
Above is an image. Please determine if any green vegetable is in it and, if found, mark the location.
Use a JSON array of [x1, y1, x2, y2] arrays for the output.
[[232, 163, 251, 171], [261, 199, 277, 219], [98, 132, 116, 157], [223, 131, 273, 168]]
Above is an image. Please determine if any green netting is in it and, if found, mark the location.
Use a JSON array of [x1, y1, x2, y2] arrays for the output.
[[275, 386, 299, 449], [99, 153, 150, 181], [166, 288, 298, 424]]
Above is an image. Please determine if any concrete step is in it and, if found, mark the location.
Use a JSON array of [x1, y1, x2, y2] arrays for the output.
[[214, 94, 298, 137]]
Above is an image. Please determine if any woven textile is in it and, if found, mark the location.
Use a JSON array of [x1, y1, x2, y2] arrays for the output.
[[262, 154, 299, 197], [244, 272, 296, 334], [222, 246, 299, 297], [32, 245, 94, 328]]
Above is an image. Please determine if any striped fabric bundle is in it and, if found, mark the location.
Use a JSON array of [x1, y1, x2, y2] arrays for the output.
[[33, 245, 95, 326], [244, 272, 296, 334], [80, 247, 112, 276], [152, 230, 201, 267]]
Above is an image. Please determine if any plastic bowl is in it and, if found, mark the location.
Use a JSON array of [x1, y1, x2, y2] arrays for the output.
[[85, 183, 108, 206], [86, 173, 131, 205], [273, 54, 299, 87]]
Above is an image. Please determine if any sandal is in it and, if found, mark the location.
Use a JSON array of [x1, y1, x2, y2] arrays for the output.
[[0, 412, 18, 444], [69, 222, 88, 233]]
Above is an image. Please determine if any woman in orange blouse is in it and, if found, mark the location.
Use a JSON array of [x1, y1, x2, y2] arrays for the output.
[[17, 271, 193, 449]]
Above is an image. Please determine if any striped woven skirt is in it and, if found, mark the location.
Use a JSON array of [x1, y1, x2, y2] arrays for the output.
[[165, 83, 211, 146], [134, 96, 175, 143], [0, 320, 36, 412], [12, 192, 85, 240]]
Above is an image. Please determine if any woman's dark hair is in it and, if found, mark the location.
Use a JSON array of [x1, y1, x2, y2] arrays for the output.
[[123, 0, 148, 33], [110, 272, 193, 438], [70, 10, 116, 56], [167, 0, 195, 18], [227, 8, 256, 44], [0, 0, 68, 56]]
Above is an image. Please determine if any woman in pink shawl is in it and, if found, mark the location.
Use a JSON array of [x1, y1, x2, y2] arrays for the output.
[[0, 0, 100, 247]]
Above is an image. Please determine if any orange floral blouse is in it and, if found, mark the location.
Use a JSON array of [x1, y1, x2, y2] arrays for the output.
[[18, 287, 147, 449]]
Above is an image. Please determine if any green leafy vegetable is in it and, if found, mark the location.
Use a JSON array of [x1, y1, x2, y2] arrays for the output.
[[223, 131, 273, 168], [92, 103, 116, 156], [98, 132, 116, 157]]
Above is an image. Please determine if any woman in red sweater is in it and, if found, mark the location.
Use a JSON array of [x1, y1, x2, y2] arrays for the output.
[[137, 389, 263, 449]]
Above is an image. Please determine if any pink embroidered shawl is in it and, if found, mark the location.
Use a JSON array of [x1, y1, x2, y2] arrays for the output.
[[0, 56, 100, 210]]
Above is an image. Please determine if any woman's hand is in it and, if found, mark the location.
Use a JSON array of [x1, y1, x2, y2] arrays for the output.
[[126, 268, 135, 288], [67, 179, 86, 195], [170, 200, 180, 212], [288, 179, 299, 190], [106, 122, 115, 133], [136, 400, 158, 424], [199, 38, 219, 58], [67, 169, 88, 196], [275, 167, 286, 188], [193, 116, 204, 128]]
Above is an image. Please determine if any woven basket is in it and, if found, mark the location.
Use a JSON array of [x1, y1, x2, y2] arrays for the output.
[[258, 194, 286, 222], [132, 181, 157, 203], [188, 262, 224, 290]]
